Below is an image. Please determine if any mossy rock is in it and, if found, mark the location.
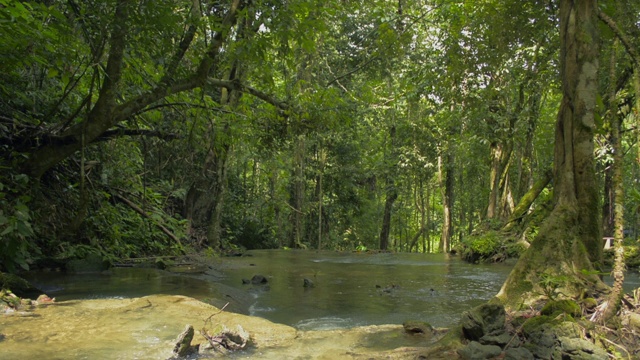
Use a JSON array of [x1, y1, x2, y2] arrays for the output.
[[460, 230, 502, 263], [580, 298, 597, 311], [0, 273, 41, 298], [540, 299, 581, 318], [403, 320, 434, 335], [521, 315, 556, 336]]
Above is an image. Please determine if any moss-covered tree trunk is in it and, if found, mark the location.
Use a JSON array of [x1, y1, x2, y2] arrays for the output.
[[497, 0, 605, 307]]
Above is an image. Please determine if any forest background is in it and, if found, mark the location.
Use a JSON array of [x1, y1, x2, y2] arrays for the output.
[[1, 0, 639, 274]]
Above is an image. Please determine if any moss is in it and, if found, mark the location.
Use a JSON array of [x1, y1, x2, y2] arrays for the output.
[[521, 315, 553, 334], [460, 230, 502, 263], [581, 298, 597, 311], [415, 325, 464, 359], [402, 320, 434, 335]]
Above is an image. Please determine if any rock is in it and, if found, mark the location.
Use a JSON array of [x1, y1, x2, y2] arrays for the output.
[[155, 258, 167, 270], [581, 298, 597, 311], [504, 347, 534, 360], [402, 321, 434, 335], [0, 273, 41, 299], [457, 341, 502, 360], [303, 278, 314, 288], [251, 275, 268, 285], [479, 332, 512, 347], [558, 337, 608, 360], [624, 312, 640, 331], [172, 324, 199, 358], [541, 299, 581, 317], [242, 279, 250, 285], [460, 303, 506, 341]]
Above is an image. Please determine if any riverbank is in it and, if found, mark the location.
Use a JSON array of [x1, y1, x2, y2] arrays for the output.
[[0, 293, 440, 359]]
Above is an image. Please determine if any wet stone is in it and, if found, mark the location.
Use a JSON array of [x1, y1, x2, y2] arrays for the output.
[[504, 347, 534, 360], [457, 341, 502, 360]]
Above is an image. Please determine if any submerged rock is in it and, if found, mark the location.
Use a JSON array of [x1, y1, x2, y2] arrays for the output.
[[251, 275, 268, 284], [303, 278, 314, 288]]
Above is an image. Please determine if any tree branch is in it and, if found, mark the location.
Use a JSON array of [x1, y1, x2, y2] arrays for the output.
[[97, 129, 181, 141], [597, 8, 640, 68], [113, 193, 183, 248], [208, 79, 290, 111]]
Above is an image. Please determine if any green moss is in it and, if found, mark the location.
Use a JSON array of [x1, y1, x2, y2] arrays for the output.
[[541, 299, 581, 317], [521, 315, 561, 336], [460, 230, 502, 263], [581, 298, 597, 311]]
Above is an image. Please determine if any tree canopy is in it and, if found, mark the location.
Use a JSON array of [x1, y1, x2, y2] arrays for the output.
[[0, 0, 639, 277]]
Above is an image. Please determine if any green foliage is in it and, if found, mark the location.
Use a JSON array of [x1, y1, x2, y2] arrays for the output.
[[0, 172, 37, 272], [536, 271, 570, 301]]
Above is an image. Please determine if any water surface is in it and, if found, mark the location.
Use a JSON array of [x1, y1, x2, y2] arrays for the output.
[[214, 250, 513, 329]]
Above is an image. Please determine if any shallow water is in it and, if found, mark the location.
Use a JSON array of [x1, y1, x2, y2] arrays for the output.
[[214, 250, 514, 329], [22, 250, 640, 331]]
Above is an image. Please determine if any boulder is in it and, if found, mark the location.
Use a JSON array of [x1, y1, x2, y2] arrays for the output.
[[402, 320, 434, 335], [460, 303, 506, 341], [558, 337, 609, 360], [504, 347, 534, 360], [457, 341, 502, 360]]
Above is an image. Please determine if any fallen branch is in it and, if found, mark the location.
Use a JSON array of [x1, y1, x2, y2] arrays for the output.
[[112, 193, 182, 247]]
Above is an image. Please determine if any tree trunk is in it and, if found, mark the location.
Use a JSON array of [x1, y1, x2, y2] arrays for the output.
[[317, 147, 326, 250], [379, 125, 398, 251], [516, 92, 541, 200], [438, 150, 454, 253], [599, 40, 625, 322], [497, 0, 605, 307], [22, 1, 244, 178], [602, 152, 615, 237], [290, 135, 306, 248], [502, 169, 552, 233]]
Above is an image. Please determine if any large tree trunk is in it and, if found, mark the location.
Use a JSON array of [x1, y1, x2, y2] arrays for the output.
[[497, 0, 605, 307]]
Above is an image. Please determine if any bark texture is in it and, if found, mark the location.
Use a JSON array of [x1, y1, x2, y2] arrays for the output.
[[497, 0, 604, 307]]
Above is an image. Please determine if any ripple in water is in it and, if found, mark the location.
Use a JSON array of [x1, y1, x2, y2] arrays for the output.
[[295, 316, 359, 330]]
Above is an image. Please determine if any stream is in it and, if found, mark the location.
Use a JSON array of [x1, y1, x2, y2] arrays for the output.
[[5, 250, 640, 359], [23, 251, 515, 330], [22, 250, 640, 330]]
